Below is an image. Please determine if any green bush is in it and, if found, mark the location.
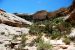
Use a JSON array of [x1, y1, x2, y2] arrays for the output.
[[30, 17, 72, 39], [63, 36, 70, 45], [29, 23, 45, 35], [20, 34, 27, 47], [69, 36, 75, 42], [15, 34, 27, 50], [37, 39, 53, 50], [50, 18, 71, 39]]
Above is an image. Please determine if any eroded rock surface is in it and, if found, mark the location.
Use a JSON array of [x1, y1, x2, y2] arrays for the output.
[[0, 24, 29, 35], [0, 11, 32, 27], [0, 9, 32, 50]]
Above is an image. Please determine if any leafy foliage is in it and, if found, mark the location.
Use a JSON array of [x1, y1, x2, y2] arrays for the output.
[[36, 39, 53, 50], [30, 17, 72, 39], [63, 36, 71, 45]]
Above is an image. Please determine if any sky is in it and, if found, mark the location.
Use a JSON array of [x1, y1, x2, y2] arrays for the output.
[[0, 0, 73, 14]]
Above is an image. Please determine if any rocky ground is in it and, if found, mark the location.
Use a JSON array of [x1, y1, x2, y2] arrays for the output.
[[0, 11, 75, 50], [0, 1, 75, 49], [0, 11, 32, 50]]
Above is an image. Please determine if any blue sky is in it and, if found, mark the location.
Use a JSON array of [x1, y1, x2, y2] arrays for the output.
[[0, 0, 73, 14]]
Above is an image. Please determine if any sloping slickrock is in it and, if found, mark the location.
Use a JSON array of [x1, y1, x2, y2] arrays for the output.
[[0, 35, 12, 50], [0, 9, 32, 50], [0, 23, 30, 50], [0, 11, 32, 27], [0, 24, 29, 35]]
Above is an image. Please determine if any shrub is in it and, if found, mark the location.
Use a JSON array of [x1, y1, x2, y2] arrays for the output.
[[29, 23, 45, 35], [14, 34, 27, 50], [20, 34, 27, 47], [69, 36, 75, 42], [36, 39, 53, 50], [63, 36, 70, 45], [30, 17, 72, 39], [50, 17, 72, 39]]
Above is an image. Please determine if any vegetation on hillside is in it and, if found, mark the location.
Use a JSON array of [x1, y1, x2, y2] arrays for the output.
[[29, 17, 72, 39]]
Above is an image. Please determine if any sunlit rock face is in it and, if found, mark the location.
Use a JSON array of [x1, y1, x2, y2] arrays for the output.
[[0, 9, 32, 50], [32, 9, 68, 20], [14, 8, 69, 21], [0, 24, 29, 35], [59, 8, 69, 14], [69, 28, 75, 37], [0, 10, 32, 27], [66, 0, 75, 23], [47, 8, 69, 20], [32, 10, 48, 20], [66, 10, 75, 23], [0, 24, 30, 50], [69, 0, 75, 12]]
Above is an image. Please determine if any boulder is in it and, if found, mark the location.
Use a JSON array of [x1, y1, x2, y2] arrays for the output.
[[69, 28, 75, 37], [42, 35, 65, 45], [49, 40, 65, 45]]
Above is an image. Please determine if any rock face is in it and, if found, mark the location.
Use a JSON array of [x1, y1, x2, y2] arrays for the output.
[[66, 9, 75, 22], [32, 9, 68, 20], [47, 8, 69, 19], [0, 24, 29, 35], [69, 0, 75, 12], [0, 11, 32, 27], [0, 9, 32, 34], [15, 8, 69, 21], [32, 10, 48, 20], [0, 9, 32, 50], [69, 28, 75, 37], [66, 0, 75, 23]]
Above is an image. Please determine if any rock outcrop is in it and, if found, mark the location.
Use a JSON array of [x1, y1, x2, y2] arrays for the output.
[[0, 9, 32, 50], [68, 0, 75, 12], [47, 8, 69, 19], [65, 0, 75, 24], [69, 27, 75, 37], [32, 9, 69, 20], [0, 24, 29, 35], [32, 10, 48, 20], [0, 10, 32, 27]]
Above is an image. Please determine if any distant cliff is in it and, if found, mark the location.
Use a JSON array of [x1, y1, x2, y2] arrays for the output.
[[14, 0, 75, 24], [14, 8, 69, 21]]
